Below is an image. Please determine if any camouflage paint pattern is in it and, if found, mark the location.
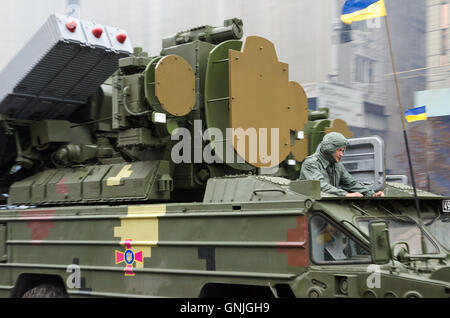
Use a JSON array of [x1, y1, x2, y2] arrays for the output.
[[0, 187, 448, 298]]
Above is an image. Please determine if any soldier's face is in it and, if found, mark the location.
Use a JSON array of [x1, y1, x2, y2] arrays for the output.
[[326, 223, 337, 235], [334, 147, 345, 162]]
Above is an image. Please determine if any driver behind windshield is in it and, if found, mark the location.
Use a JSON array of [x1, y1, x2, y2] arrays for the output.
[[316, 222, 349, 261]]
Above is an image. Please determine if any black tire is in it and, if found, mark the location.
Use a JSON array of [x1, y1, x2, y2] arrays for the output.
[[22, 284, 67, 298]]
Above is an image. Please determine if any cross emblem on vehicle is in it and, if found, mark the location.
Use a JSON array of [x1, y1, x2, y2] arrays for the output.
[[115, 239, 144, 276]]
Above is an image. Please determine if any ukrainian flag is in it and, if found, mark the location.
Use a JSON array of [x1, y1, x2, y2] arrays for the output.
[[341, 0, 387, 24], [404, 106, 427, 123]]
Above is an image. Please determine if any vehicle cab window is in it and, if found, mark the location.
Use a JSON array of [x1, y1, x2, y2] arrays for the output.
[[310, 215, 370, 264], [425, 215, 449, 251], [358, 218, 439, 255]]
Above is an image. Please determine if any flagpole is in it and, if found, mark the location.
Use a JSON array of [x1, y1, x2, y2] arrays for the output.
[[383, 15, 423, 220], [383, 8, 429, 254]]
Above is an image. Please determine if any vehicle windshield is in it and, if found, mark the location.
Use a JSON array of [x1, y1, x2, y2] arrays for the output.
[[310, 215, 371, 264], [425, 215, 450, 251], [358, 218, 438, 255]]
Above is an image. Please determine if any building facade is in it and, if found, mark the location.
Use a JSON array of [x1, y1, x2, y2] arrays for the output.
[[426, 0, 450, 89]]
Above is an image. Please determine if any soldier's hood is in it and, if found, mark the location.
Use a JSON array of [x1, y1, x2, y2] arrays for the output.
[[316, 132, 349, 164]]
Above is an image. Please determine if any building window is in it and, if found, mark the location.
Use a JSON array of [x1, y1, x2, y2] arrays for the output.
[[352, 20, 367, 32], [355, 55, 375, 83]]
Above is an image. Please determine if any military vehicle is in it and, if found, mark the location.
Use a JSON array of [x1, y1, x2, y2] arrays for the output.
[[0, 14, 448, 298]]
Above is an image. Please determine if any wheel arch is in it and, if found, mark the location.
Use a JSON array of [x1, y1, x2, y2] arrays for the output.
[[11, 273, 67, 298]]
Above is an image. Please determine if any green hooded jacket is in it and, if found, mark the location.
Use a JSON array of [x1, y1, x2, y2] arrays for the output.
[[299, 132, 375, 196]]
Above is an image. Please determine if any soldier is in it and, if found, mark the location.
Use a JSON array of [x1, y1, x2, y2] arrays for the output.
[[315, 221, 349, 261], [300, 132, 385, 197]]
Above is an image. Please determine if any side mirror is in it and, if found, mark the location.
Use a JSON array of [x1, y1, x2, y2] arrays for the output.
[[369, 221, 392, 264]]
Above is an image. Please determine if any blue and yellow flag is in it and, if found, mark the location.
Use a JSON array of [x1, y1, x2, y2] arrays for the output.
[[404, 106, 427, 123], [341, 0, 387, 24]]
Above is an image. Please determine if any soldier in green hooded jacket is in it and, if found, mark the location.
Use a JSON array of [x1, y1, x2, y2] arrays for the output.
[[300, 132, 385, 197]]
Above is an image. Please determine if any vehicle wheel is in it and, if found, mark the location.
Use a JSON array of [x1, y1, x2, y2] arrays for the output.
[[22, 284, 67, 298]]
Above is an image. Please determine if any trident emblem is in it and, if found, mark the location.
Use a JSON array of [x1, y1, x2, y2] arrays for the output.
[[115, 239, 143, 276]]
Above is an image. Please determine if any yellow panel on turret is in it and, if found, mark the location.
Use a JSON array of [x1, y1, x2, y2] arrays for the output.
[[292, 136, 309, 163], [155, 55, 196, 116], [287, 81, 308, 132], [325, 119, 354, 138], [228, 36, 308, 168]]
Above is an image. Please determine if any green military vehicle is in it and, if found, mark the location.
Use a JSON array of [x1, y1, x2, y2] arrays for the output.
[[0, 14, 448, 298]]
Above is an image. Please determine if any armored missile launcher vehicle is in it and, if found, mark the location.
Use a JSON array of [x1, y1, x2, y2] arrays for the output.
[[0, 14, 447, 298]]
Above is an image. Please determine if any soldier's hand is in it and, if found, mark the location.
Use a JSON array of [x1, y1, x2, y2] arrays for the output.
[[345, 192, 363, 197], [372, 191, 385, 197]]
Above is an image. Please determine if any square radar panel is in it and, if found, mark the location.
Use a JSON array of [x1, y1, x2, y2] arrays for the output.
[[0, 14, 133, 120]]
